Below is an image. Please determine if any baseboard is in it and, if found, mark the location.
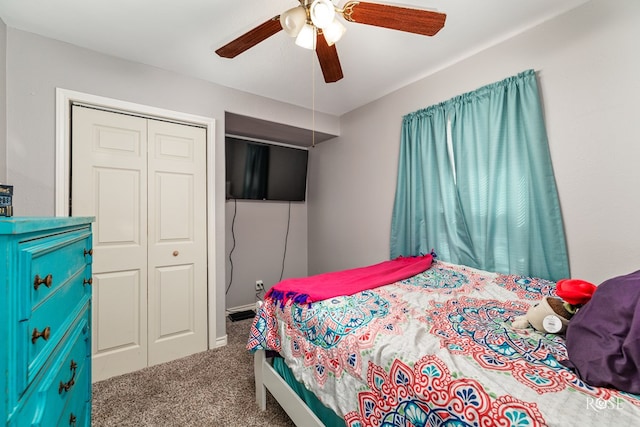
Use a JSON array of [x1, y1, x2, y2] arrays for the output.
[[214, 303, 258, 349], [227, 302, 258, 313], [214, 334, 228, 348]]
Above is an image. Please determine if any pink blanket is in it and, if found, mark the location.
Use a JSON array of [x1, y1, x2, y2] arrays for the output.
[[265, 254, 433, 306]]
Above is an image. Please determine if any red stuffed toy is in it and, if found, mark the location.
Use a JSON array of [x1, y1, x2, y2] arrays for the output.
[[556, 279, 597, 309]]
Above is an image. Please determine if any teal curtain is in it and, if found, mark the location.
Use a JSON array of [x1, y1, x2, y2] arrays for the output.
[[390, 70, 569, 281]]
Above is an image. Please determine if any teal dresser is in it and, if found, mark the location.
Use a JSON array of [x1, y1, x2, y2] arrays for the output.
[[0, 217, 94, 426]]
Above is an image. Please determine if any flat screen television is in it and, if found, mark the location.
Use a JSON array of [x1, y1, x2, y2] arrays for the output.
[[225, 136, 309, 202]]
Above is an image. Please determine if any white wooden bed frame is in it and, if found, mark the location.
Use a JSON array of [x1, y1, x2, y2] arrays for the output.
[[254, 349, 326, 426]]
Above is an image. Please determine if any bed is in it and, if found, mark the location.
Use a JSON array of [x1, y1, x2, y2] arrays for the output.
[[247, 258, 640, 426]]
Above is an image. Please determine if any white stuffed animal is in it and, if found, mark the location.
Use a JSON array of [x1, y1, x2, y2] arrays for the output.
[[512, 278, 597, 334], [512, 296, 572, 334]]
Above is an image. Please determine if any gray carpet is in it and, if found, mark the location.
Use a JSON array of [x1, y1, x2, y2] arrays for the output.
[[92, 317, 296, 426]]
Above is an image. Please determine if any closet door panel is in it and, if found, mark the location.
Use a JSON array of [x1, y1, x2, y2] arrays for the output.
[[147, 120, 208, 367], [71, 106, 148, 381]]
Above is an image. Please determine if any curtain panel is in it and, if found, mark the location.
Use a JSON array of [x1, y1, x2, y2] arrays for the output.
[[390, 70, 569, 281]]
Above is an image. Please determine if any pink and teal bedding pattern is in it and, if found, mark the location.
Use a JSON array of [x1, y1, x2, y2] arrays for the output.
[[248, 260, 640, 426]]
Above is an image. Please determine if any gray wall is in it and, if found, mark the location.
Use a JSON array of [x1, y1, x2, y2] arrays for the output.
[[4, 28, 339, 340], [0, 18, 6, 182], [309, 0, 640, 285], [225, 200, 308, 309]]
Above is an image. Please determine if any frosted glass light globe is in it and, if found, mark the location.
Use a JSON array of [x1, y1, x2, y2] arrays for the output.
[[310, 0, 336, 29], [280, 6, 307, 37]]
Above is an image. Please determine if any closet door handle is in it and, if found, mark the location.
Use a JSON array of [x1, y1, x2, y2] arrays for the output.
[[69, 413, 77, 427], [83, 278, 93, 286], [84, 248, 93, 256], [59, 360, 78, 394], [34, 274, 53, 290]]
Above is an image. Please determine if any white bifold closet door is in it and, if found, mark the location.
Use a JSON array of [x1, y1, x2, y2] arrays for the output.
[[71, 105, 208, 382]]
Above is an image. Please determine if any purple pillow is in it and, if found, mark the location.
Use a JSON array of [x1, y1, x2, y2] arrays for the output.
[[561, 269, 640, 394]]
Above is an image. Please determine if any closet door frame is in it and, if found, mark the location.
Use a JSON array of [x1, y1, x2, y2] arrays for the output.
[[53, 88, 221, 350]]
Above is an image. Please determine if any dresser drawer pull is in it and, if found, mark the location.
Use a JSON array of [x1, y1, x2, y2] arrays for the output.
[[83, 278, 93, 286], [59, 359, 78, 394], [31, 326, 51, 344], [84, 248, 93, 256], [69, 413, 77, 427], [33, 274, 53, 290]]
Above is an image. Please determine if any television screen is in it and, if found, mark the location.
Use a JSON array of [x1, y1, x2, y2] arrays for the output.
[[225, 137, 309, 202]]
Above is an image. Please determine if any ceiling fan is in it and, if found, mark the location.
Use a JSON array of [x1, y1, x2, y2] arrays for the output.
[[215, 1, 446, 83]]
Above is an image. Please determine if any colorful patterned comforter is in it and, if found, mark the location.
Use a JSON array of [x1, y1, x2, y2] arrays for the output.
[[248, 261, 640, 426]]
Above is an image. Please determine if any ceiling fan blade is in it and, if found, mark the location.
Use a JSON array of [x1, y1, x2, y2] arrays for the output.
[[215, 17, 282, 58], [342, 1, 446, 36], [316, 32, 344, 83]]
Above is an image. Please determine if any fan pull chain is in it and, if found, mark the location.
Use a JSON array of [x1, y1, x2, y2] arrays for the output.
[[312, 44, 316, 149]]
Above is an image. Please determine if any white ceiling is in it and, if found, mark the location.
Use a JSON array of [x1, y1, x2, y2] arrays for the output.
[[0, 0, 590, 116]]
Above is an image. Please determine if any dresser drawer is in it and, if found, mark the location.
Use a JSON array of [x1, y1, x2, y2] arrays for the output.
[[25, 273, 91, 389], [58, 373, 91, 427], [9, 307, 91, 427], [18, 227, 92, 317]]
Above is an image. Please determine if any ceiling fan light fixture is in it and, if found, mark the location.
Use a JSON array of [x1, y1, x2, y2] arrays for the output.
[[295, 23, 317, 50], [323, 18, 346, 46], [310, 0, 336, 29], [216, 0, 447, 83], [280, 6, 307, 37]]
